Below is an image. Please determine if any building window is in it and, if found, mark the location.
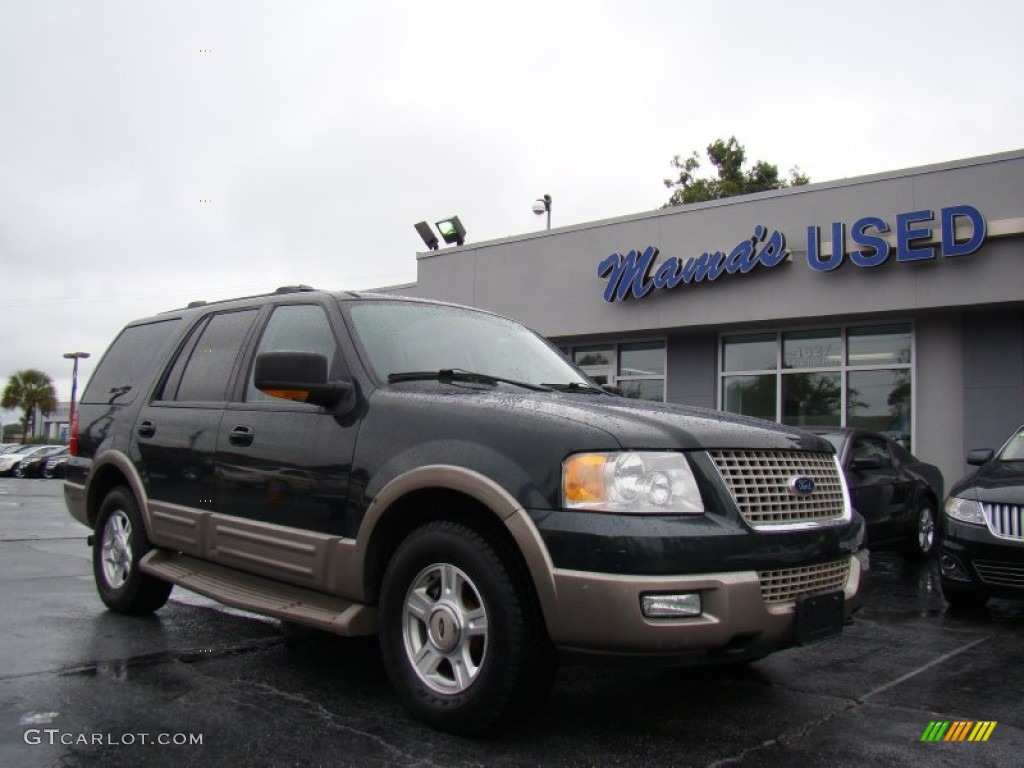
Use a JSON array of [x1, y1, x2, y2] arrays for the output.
[[720, 323, 913, 448], [569, 340, 665, 401]]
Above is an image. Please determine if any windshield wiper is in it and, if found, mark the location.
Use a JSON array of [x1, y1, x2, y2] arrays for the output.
[[387, 369, 552, 391], [541, 381, 605, 394]]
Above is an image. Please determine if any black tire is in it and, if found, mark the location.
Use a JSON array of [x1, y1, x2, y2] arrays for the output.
[[379, 521, 557, 734], [904, 500, 937, 560], [940, 579, 989, 611], [93, 487, 173, 614]]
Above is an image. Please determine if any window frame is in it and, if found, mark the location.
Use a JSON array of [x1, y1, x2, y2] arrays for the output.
[[564, 338, 667, 402], [718, 321, 915, 447]]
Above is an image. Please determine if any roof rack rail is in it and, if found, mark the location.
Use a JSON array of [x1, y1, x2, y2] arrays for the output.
[[274, 284, 316, 294]]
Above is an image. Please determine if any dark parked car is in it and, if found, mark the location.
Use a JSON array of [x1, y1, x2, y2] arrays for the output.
[[16, 447, 69, 478], [810, 428, 943, 558], [65, 287, 867, 734], [940, 425, 1024, 609], [43, 452, 71, 479]]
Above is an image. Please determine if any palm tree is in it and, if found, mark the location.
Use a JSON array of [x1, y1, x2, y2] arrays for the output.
[[1, 369, 58, 443]]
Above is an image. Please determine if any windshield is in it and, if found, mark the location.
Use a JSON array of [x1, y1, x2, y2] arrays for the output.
[[347, 301, 590, 388], [997, 426, 1024, 461]]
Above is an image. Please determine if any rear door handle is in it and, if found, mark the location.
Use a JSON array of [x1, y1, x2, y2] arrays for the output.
[[228, 425, 254, 447], [137, 420, 156, 438]]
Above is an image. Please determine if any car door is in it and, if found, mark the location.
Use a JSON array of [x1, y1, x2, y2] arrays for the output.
[[136, 308, 260, 554], [847, 434, 905, 543], [210, 302, 358, 587]]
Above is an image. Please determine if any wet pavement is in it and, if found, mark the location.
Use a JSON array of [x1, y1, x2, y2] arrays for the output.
[[1, 478, 1021, 767]]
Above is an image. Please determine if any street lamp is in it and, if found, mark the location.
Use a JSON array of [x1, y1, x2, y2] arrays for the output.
[[63, 351, 90, 447], [532, 194, 552, 230]]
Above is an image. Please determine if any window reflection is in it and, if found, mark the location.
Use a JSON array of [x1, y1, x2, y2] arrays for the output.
[[723, 333, 776, 372], [847, 324, 912, 365], [847, 369, 911, 448], [782, 372, 841, 427], [722, 375, 776, 420]]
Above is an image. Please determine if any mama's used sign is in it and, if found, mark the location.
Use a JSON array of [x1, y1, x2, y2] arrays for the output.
[[597, 205, 985, 303]]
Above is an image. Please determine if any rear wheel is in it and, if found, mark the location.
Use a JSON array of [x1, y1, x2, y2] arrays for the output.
[[379, 521, 556, 734], [93, 487, 172, 614]]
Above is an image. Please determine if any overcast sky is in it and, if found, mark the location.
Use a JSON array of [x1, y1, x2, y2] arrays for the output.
[[2, 0, 1022, 424]]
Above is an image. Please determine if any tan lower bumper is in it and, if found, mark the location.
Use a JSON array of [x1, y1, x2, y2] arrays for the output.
[[544, 550, 868, 656]]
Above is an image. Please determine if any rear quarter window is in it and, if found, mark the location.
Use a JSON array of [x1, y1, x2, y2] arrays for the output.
[[81, 319, 181, 405]]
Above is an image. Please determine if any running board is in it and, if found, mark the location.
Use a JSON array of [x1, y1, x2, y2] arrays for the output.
[[140, 551, 377, 636]]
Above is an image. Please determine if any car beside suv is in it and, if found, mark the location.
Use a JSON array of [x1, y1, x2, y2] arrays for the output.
[[810, 427, 943, 559], [940, 425, 1024, 609], [65, 286, 868, 733]]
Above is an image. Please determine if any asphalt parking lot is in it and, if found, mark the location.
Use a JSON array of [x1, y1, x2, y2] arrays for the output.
[[1, 478, 1021, 767]]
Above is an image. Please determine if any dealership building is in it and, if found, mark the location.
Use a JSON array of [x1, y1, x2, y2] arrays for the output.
[[400, 149, 1024, 488]]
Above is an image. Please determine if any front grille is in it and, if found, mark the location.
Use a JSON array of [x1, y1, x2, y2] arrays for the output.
[[973, 559, 1024, 588], [709, 450, 848, 528], [982, 503, 1024, 541], [758, 558, 851, 603]]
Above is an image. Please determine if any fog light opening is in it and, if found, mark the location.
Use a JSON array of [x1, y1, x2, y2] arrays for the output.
[[940, 553, 970, 581], [641, 592, 702, 619]]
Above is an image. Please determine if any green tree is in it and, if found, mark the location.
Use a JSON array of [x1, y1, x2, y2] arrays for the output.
[[1, 369, 58, 443], [663, 136, 809, 207]]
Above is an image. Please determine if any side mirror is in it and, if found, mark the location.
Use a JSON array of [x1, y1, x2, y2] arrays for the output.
[[254, 351, 351, 408], [850, 455, 885, 472], [966, 449, 994, 466]]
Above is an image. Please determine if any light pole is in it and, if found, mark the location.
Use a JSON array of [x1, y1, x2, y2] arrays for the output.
[[63, 351, 90, 446], [532, 194, 552, 230]]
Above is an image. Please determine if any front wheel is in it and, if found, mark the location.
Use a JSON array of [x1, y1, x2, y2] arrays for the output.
[[379, 521, 556, 734], [905, 501, 937, 560], [93, 487, 172, 614]]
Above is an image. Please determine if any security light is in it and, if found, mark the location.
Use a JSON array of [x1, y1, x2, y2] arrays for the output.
[[414, 221, 439, 251], [435, 215, 466, 246]]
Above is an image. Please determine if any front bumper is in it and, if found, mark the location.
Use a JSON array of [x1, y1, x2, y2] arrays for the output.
[[939, 519, 1024, 599], [543, 550, 868, 660]]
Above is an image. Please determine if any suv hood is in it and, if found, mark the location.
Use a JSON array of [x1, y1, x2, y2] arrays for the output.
[[401, 383, 833, 453]]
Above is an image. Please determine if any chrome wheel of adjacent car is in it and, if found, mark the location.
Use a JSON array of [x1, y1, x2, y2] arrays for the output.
[[917, 505, 936, 554], [905, 501, 937, 560], [402, 562, 488, 695]]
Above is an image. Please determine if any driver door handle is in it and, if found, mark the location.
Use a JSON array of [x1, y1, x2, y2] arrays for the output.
[[229, 424, 254, 447]]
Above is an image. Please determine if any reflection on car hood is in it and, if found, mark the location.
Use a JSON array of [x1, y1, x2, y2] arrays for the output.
[[390, 383, 833, 452], [950, 460, 1024, 505]]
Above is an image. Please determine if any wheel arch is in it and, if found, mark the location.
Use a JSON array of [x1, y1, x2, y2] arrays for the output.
[[85, 453, 149, 530], [352, 466, 558, 628]]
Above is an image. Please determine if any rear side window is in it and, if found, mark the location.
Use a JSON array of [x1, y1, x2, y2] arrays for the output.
[[161, 309, 258, 402], [81, 319, 181, 405]]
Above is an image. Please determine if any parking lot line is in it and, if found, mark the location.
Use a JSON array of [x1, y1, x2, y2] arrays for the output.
[[858, 635, 991, 702]]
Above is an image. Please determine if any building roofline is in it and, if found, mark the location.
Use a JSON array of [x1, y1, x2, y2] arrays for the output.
[[416, 147, 1024, 259]]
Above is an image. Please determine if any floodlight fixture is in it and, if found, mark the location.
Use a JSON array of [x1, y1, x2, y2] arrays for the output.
[[414, 221, 439, 251], [435, 215, 466, 246]]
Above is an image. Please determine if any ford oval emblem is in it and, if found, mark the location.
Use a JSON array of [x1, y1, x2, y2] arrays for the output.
[[790, 476, 815, 496]]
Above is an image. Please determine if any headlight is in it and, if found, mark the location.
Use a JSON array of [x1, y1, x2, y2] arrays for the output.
[[562, 451, 704, 514], [944, 496, 986, 525]]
